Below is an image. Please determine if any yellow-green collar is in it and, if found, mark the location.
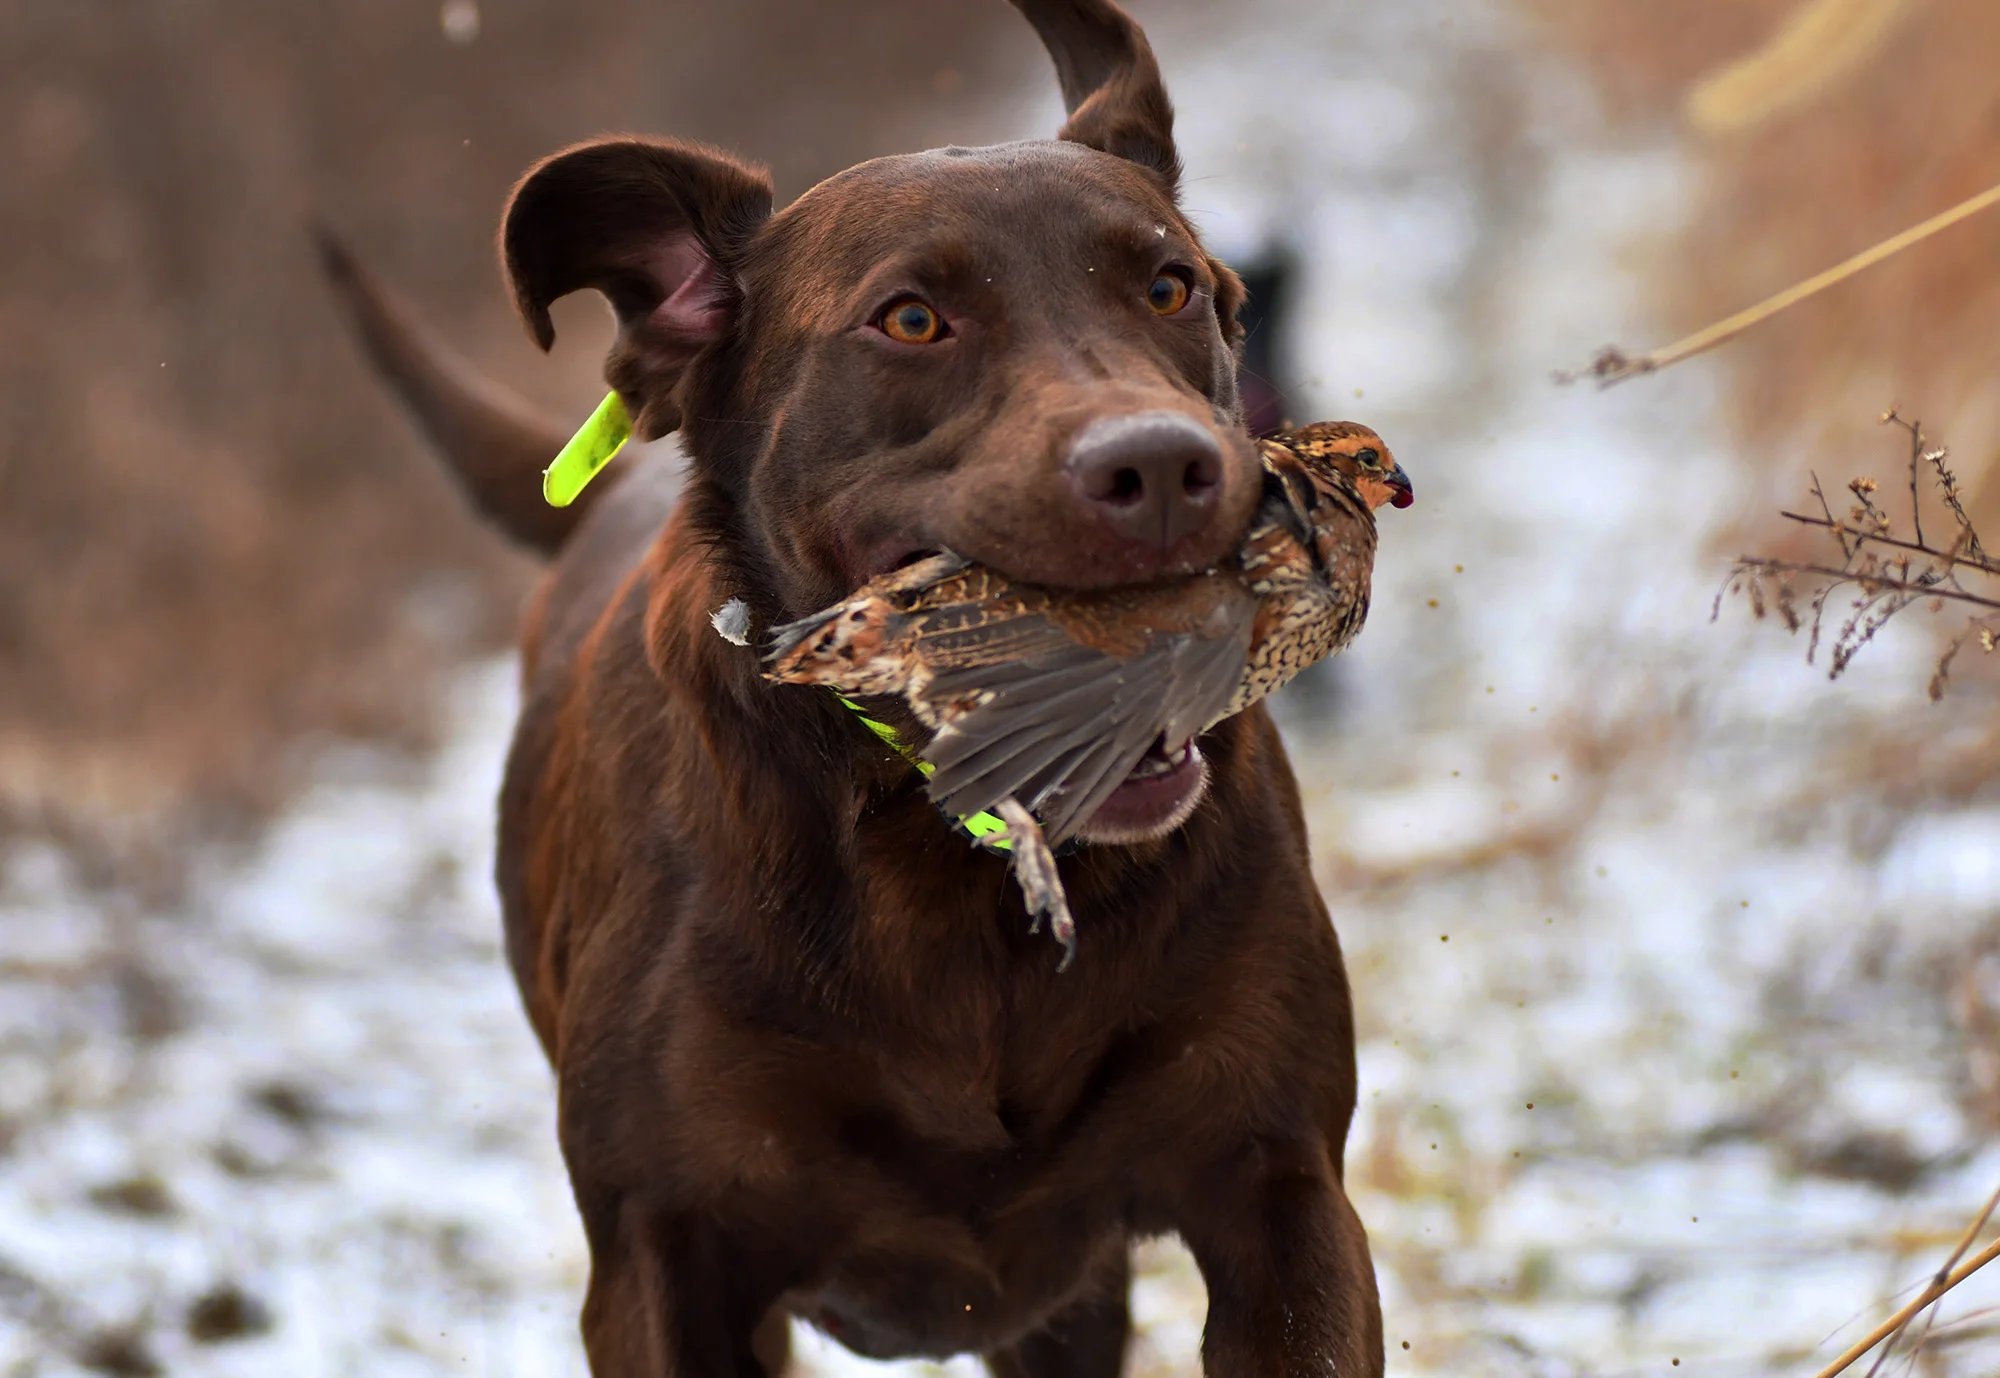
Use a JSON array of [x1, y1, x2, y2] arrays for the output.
[[543, 391, 631, 507], [834, 695, 1012, 851]]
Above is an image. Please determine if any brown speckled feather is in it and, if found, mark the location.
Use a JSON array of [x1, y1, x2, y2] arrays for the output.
[[763, 421, 1406, 844]]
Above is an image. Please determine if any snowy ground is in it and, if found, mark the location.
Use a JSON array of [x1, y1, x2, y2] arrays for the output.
[[7, 1, 2000, 1374]]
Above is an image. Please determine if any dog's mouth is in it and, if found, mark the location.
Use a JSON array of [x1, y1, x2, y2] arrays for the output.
[[860, 544, 948, 581], [1078, 735, 1209, 844], [844, 543, 1215, 844]]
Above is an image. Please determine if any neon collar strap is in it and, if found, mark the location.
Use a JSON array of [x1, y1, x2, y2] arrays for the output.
[[834, 695, 1013, 852], [543, 391, 632, 508]]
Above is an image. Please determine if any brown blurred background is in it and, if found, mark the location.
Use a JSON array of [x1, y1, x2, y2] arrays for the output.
[[1532, 0, 2000, 523], [0, 0, 1041, 842], [6, 3, 2000, 1372], [2, 0, 1996, 838]]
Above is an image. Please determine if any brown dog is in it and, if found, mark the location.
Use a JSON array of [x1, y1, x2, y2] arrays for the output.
[[324, 1, 1382, 1372]]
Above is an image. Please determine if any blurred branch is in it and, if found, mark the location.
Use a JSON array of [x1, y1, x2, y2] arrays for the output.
[[1774, 513, 2000, 579], [1729, 559, 2000, 614], [1717, 412, 1999, 700], [1556, 181, 2000, 386]]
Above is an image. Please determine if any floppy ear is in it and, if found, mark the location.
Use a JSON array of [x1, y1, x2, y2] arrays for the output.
[[501, 138, 773, 439], [1009, 0, 1180, 188]]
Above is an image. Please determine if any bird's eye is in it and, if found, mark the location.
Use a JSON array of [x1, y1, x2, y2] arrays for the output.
[[879, 298, 944, 344], [1146, 271, 1191, 315], [1353, 447, 1381, 468]]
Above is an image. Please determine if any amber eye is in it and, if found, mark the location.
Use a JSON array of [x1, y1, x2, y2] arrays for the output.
[[879, 298, 943, 344], [1353, 447, 1381, 468], [1146, 271, 1190, 315]]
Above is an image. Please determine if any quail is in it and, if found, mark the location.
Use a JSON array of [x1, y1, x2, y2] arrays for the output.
[[756, 421, 1411, 964]]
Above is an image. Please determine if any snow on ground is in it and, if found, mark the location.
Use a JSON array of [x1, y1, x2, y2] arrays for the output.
[[6, 1, 2000, 1374], [0, 664, 590, 1378]]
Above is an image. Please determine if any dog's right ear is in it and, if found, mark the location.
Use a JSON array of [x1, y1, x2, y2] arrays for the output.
[[1010, 0, 1180, 190], [502, 138, 773, 439]]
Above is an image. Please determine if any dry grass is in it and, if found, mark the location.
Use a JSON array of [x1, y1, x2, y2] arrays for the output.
[[1557, 183, 2000, 388], [1820, 1179, 2000, 1377], [1525, 0, 2000, 533]]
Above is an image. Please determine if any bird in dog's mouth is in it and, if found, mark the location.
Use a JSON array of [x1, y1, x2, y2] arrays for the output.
[[742, 420, 1411, 969]]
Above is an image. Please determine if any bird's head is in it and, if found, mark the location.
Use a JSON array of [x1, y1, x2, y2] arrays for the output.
[[1284, 421, 1413, 511]]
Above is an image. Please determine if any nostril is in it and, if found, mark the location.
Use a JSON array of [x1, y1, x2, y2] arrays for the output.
[[1064, 411, 1229, 548]]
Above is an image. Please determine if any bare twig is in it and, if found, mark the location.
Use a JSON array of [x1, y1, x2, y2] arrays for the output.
[[1886, 408, 1988, 563], [1811, 472, 1856, 562], [1730, 561, 2000, 615], [1860, 1180, 2000, 1377], [1776, 513, 2000, 579], [1723, 415, 1999, 696], [1817, 1183, 2000, 1378], [1904, 415, 1926, 552], [1556, 182, 2000, 386]]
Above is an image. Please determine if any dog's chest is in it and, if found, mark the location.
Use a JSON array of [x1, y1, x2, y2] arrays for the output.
[[718, 1032, 1140, 1357], [780, 1102, 1131, 1361]]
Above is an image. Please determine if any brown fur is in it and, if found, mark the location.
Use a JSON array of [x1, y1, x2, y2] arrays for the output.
[[332, 2, 1381, 1372]]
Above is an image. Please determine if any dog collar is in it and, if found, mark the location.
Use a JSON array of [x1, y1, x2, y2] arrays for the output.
[[544, 391, 631, 507], [833, 695, 1013, 852]]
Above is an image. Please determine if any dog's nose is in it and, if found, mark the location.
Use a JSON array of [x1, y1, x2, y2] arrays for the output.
[[1064, 412, 1225, 550]]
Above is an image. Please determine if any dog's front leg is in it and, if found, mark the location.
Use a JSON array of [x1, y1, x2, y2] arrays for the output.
[[574, 1186, 789, 1378], [1176, 1140, 1383, 1378]]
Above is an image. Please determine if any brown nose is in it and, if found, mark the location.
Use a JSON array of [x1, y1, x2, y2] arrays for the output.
[[1064, 412, 1225, 550]]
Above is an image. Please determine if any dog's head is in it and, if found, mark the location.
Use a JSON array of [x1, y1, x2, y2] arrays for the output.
[[502, 0, 1261, 621]]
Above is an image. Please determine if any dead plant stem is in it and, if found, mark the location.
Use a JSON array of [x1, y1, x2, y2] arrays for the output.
[[1860, 1180, 2000, 1378], [1560, 181, 2000, 385], [1732, 559, 2000, 614]]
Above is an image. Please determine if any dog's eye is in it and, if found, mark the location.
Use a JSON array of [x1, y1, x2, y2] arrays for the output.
[[1353, 447, 1380, 468], [878, 298, 944, 344], [1146, 271, 1190, 315]]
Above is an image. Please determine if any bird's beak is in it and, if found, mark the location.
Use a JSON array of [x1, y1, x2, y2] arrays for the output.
[[1384, 462, 1415, 509]]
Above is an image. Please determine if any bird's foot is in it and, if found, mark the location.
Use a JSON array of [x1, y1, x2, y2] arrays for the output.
[[993, 797, 1077, 972]]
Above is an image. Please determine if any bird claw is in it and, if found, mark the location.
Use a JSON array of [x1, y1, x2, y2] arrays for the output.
[[992, 797, 1077, 972]]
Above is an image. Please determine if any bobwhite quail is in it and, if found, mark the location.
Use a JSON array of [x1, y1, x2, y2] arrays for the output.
[[756, 421, 1411, 964]]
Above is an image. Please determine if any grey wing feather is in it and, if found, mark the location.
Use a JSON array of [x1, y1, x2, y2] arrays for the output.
[[922, 622, 1249, 845], [921, 650, 1147, 809]]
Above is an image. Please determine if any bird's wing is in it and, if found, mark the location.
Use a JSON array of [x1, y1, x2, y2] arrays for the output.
[[769, 555, 1258, 843], [921, 615, 1250, 845], [1255, 439, 1322, 544], [1216, 462, 1380, 724], [763, 552, 972, 692]]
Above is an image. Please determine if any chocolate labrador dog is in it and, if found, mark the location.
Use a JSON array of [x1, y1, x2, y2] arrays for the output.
[[323, 1, 1382, 1372]]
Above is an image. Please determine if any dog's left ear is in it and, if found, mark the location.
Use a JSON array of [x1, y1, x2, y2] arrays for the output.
[[502, 137, 774, 439], [1208, 254, 1246, 350], [1010, 0, 1180, 189]]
